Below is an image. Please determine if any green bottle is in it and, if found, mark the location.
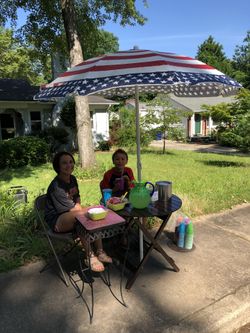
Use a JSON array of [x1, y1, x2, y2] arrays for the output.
[[184, 222, 194, 250]]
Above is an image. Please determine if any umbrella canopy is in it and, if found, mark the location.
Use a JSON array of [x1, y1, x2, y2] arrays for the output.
[[34, 49, 242, 180]]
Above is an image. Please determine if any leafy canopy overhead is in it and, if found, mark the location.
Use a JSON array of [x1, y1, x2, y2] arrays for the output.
[[0, 0, 147, 59]]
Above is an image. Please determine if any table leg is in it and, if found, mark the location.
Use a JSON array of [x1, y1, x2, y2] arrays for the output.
[[126, 214, 179, 290]]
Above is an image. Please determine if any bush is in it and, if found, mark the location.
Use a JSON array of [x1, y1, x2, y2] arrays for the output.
[[97, 140, 112, 151], [0, 136, 49, 169], [218, 131, 242, 147], [37, 127, 69, 153]]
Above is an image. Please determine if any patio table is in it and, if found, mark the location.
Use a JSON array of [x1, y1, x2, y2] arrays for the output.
[[117, 194, 182, 290], [75, 207, 127, 322]]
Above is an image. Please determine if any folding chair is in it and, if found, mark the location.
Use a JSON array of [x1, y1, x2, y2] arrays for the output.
[[35, 194, 80, 286]]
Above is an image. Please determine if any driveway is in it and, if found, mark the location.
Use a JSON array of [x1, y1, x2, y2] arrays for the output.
[[150, 140, 249, 156]]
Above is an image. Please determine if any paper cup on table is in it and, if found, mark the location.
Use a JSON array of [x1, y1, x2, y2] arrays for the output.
[[102, 188, 112, 206]]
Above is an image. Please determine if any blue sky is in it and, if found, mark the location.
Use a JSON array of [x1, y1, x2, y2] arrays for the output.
[[15, 0, 249, 59], [101, 0, 249, 58]]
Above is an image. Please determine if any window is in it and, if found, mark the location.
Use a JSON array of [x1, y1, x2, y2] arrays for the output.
[[30, 111, 42, 133]]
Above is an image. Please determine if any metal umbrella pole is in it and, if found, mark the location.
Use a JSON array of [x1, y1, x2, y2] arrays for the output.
[[135, 85, 144, 261]]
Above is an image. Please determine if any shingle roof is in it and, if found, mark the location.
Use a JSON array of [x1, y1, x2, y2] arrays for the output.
[[168, 94, 236, 112], [0, 79, 40, 101]]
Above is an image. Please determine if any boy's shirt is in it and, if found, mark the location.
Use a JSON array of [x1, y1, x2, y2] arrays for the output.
[[100, 166, 135, 197]]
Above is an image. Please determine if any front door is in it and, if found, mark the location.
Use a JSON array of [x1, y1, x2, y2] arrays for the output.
[[0, 114, 15, 140], [195, 114, 201, 134]]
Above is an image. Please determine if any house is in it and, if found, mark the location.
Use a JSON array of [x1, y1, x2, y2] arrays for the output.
[[0, 79, 118, 142], [125, 94, 236, 139]]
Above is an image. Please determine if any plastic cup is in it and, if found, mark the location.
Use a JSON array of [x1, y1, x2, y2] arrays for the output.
[[102, 188, 112, 206], [116, 177, 124, 191]]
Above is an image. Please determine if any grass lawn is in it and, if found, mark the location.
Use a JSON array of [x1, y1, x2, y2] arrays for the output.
[[0, 148, 249, 272], [0, 148, 249, 216]]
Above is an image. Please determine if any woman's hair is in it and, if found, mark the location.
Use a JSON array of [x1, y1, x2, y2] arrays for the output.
[[112, 149, 128, 163], [52, 151, 75, 174]]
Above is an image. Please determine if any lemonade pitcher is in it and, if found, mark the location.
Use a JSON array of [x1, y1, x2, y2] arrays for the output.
[[129, 181, 154, 209]]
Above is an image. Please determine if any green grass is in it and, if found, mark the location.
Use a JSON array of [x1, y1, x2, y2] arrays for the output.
[[0, 148, 249, 272]]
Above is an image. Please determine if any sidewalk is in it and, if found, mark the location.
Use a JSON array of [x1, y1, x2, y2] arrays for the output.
[[1, 203, 250, 333]]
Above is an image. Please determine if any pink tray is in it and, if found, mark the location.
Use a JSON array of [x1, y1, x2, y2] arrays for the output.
[[75, 205, 126, 232]]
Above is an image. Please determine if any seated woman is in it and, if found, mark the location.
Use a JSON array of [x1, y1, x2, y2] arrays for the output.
[[45, 151, 112, 272]]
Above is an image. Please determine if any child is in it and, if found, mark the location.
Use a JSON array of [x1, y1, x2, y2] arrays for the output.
[[45, 151, 112, 272], [100, 149, 135, 198]]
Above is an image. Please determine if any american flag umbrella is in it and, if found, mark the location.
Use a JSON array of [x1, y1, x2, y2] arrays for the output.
[[34, 49, 242, 181]]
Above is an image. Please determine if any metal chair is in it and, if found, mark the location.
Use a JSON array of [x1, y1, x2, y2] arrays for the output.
[[35, 194, 80, 286]]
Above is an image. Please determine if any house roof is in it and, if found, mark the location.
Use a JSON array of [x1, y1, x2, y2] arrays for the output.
[[168, 94, 236, 112], [88, 95, 119, 105], [0, 79, 40, 101], [125, 94, 236, 113], [0, 79, 119, 106]]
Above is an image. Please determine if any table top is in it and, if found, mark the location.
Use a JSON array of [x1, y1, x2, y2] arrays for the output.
[[117, 194, 182, 218], [75, 206, 126, 232]]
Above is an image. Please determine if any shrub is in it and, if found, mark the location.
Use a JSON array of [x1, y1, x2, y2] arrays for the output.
[[218, 131, 242, 147], [97, 140, 112, 151], [0, 136, 49, 169], [37, 126, 69, 153]]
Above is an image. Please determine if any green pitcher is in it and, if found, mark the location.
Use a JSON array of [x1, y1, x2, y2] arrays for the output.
[[129, 181, 155, 209]]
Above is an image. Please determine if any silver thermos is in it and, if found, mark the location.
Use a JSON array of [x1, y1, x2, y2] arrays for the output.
[[155, 181, 172, 202]]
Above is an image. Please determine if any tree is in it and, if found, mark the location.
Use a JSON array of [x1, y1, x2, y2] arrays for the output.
[[144, 94, 191, 154], [0, 27, 47, 85], [196, 35, 233, 76], [232, 31, 250, 89], [0, 0, 147, 168], [201, 89, 250, 151]]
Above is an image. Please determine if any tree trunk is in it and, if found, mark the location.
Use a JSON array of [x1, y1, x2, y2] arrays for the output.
[[61, 0, 96, 168]]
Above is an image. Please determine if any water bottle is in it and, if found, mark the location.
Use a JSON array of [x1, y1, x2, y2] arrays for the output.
[[177, 222, 185, 248], [185, 222, 194, 250], [174, 215, 184, 244]]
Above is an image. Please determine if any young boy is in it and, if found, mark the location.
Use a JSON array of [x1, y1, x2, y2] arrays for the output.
[[100, 149, 135, 197]]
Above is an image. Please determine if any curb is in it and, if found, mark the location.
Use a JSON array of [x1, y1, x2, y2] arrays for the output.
[[163, 283, 250, 333]]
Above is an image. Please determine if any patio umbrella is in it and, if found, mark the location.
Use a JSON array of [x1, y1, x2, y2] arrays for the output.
[[35, 49, 242, 261], [34, 48, 241, 181]]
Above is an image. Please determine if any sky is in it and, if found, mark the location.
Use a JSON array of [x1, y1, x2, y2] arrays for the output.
[[14, 0, 249, 59], [100, 0, 250, 59]]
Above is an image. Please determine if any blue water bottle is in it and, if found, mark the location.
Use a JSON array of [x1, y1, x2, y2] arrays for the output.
[[177, 222, 185, 248]]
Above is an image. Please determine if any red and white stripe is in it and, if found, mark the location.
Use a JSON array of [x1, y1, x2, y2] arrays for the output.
[[45, 49, 223, 88]]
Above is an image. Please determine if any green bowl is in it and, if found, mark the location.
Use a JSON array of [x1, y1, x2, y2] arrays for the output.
[[88, 207, 108, 221]]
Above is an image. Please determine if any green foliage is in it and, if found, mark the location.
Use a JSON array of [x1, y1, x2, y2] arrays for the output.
[[0, 191, 49, 272], [202, 89, 250, 152], [167, 127, 186, 142], [0, 27, 47, 84], [218, 131, 242, 147], [73, 162, 108, 181], [1, 0, 146, 68], [144, 94, 191, 152], [60, 97, 76, 128], [0, 136, 49, 169], [110, 106, 151, 147], [97, 140, 112, 151], [38, 127, 70, 153], [232, 31, 250, 89], [196, 35, 233, 75]]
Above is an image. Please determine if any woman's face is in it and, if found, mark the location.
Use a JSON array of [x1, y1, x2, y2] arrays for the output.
[[58, 154, 75, 176]]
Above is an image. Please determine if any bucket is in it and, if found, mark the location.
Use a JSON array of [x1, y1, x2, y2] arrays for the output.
[[155, 181, 172, 202], [7, 186, 28, 204]]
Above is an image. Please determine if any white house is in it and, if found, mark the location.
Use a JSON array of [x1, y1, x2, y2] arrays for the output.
[[125, 94, 236, 139], [0, 79, 117, 143]]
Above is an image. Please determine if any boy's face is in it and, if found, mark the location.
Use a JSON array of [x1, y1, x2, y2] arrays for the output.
[[113, 153, 128, 171]]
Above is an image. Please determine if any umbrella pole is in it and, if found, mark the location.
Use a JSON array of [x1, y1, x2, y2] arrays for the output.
[[135, 86, 144, 261], [135, 85, 141, 182]]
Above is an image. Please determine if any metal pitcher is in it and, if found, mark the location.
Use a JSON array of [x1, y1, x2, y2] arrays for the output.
[[155, 181, 172, 202]]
